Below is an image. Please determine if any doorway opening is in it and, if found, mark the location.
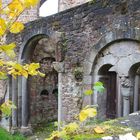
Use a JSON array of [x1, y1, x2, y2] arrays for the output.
[[98, 64, 117, 119]]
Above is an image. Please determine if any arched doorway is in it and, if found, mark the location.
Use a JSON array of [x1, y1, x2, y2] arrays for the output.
[[19, 35, 58, 127], [98, 64, 117, 119], [92, 40, 140, 119], [129, 63, 140, 113]]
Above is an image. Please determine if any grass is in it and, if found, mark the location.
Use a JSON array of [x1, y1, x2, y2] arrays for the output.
[[31, 121, 57, 140], [0, 127, 26, 140]]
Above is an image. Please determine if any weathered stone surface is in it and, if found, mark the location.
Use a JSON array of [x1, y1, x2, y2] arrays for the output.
[[2, 0, 140, 131]]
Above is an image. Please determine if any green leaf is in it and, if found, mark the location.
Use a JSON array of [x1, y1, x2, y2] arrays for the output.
[[93, 81, 105, 93], [84, 90, 93, 95]]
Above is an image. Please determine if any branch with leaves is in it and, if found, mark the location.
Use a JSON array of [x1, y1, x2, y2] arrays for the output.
[[0, 0, 45, 117]]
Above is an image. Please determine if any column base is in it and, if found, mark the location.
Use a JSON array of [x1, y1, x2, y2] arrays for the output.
[[11, 127, 18, 134], [20, 126, 33, 136]]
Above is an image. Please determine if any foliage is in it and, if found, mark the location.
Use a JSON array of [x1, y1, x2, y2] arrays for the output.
[[0, 100, 16, 117], [0, 0, 45, 118], [0, 0, 44, 80], [46, 82, 105, 140], [0, 127, 26, 140], [93, 81, 105, 93], [79, 107, 97, 122]]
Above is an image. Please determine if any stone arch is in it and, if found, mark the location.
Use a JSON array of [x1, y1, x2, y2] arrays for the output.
[[17, 33, 60, 129], [84, 29, 140, 117], [84, 27, 140, 75]]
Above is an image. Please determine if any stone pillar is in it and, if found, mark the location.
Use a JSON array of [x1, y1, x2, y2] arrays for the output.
[[18, 76, 22, 127], [116, 74, 122, 117], [11, 77, 18, 131], [133, 74, 140, 112], [21, 77, 28, 127], [123, 96, 130, 116], [120, 76, 131, 116], [20, 77, 32, 136], [53, 62, 64, 130]]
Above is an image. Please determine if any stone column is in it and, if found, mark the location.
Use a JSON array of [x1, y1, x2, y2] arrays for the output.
[[18, 76, 22, 127], [20, 77, 32, 136], [116, 74, 122, 117], [133, 75, 139, 112], [21, 77, 28, 127], [53, 62, 64, 130], [11, 77, 18, 132], [120, 76, 131, 116]]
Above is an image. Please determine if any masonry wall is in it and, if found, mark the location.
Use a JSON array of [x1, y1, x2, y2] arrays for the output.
[[2, 0, 39, 23], [7, 0, 140, 123]]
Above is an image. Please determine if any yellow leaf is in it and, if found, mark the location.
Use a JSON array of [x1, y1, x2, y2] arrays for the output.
[[79, 107, 97, 122], [0, 43, 16, 58], [38, 71, 45, 77], [10, 22, 24, 34], [20, 0, 39, 8], [27, 63, 40, 76], [137, 132, 140, 139], [0, 18, 6, 36], [21, 69, 28, 78], [79, 109, 88, 122], [63, 122, 79, 133], [0, 0, 2, 9], [84, 89, 93, 95], [94, 126, 105, 134], [0, 59, 5, 66], [0, 72, 8, 80], [8, 0, 24, 18]]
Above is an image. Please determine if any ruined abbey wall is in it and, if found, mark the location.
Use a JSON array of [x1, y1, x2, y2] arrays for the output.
[[3, 0, 140, 130]]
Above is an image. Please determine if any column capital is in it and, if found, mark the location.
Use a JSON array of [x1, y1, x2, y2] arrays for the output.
[[52, 62, 65, 73], [120, 76, 132, 97], [120, 76, 132, 88]]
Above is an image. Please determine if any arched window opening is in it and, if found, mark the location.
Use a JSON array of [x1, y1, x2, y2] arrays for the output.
[[40, 89, 49, 96]]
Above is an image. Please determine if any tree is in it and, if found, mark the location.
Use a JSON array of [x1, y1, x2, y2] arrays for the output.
[[0, 0, 45, 117]]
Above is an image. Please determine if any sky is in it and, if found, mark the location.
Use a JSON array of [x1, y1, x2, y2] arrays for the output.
[[39, 0, 59, 17]]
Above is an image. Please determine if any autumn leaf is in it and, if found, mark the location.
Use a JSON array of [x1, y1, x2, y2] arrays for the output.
[[38, 71, 45, 77], [20, 0, 39, 8], [94, 126, 105, 134], [0, 43, 16, 58], [0, 18, 6, 36], [0, 72, 8, 80], [27, 63, 40, 76], [0, 0, 2, 10], [84, 89, 93, 95], [79, 107, 97, 122], [8, 0, 24, 18], [10, 22, 24, 34], [137, 132, 140, 139], [0, 100, 16, 117], [63, 122, 79, 133]]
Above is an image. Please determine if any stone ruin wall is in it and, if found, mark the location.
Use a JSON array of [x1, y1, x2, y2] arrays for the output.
[[7, 0, 140, 123], [2, 0, 39, 23]]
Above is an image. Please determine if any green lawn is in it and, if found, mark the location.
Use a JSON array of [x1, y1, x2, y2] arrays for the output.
[[0, 127, 26, 140]]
